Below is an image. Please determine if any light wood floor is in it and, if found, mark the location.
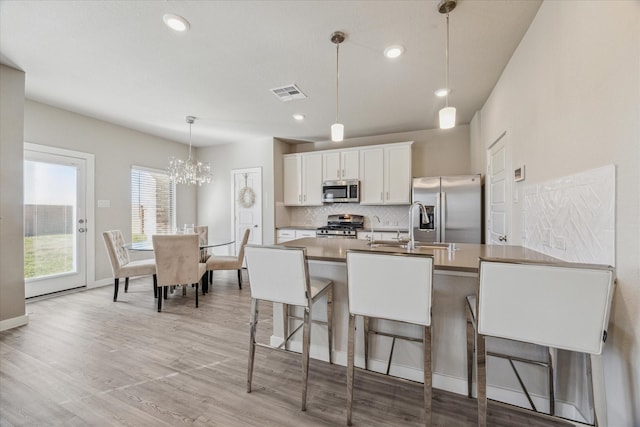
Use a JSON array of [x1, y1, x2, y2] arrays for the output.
[[1, 272, 571, 426]]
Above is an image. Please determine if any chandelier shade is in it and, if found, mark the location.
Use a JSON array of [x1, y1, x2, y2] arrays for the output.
[[439, 106, 456, 130], [168, 116, 212, 186]]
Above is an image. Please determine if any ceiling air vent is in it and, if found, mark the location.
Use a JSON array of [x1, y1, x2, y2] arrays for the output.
[[270, 84, 307, 102]]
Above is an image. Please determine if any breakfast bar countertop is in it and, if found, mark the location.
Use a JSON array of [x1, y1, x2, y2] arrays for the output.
[[280, 237, 560, 273]]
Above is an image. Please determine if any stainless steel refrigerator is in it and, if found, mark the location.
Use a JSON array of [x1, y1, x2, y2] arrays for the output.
[[411, 175, 482, 243]]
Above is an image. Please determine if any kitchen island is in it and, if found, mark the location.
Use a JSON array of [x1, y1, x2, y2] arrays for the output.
[[275, 237, 560, 402]]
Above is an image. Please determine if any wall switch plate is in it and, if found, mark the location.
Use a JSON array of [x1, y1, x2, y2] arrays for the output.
[[97, 200, 110, 208]]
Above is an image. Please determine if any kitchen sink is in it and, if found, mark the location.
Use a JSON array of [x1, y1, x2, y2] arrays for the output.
[[369, 241, 452, 250]]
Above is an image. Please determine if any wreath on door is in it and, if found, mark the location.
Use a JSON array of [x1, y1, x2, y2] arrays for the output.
[[237, 173, 256, 208]]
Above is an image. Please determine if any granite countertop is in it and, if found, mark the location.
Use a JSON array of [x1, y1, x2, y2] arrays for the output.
[[276, 225, 319, 231], [280, 237, 560, 273]]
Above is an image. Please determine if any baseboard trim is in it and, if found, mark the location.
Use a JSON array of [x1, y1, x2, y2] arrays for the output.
[[88, 278, 112, 289], [267, 335, 587, 423], [0, 314, 29, 332]]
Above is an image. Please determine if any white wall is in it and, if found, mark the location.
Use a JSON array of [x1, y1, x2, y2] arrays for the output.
[[472, 2, 640, 425], [24, 100, 197, 283], [0, 65, 27, 329], [196, 137, 275, 245]]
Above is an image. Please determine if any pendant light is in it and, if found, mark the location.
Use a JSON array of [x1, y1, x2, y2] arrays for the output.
[[438, 0, 457, 129], [331, 31, 346, 142], [167, 116, 213, 186]]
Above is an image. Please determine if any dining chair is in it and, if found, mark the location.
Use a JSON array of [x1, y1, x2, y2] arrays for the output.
[[244, 244, 334, 411], [152, 234, 207, 312], [195, 225, 211, 263], [475, 258, 615, 427], [346, 250, 434, 426], [206, 228, 250, 289], [102, 230, 157, 302]]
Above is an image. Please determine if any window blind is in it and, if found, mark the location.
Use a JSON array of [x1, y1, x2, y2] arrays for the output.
[[131, 166, 175, 242]]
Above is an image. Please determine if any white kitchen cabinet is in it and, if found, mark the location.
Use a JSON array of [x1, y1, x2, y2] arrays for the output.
[[283, 153, 323, 206], [359, 142, 412, 205], [322, 149, 359, 181], [277, 228, 317, 243]]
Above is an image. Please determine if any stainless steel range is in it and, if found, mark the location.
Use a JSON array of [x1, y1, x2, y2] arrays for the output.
[[316, 214, 364, 238]]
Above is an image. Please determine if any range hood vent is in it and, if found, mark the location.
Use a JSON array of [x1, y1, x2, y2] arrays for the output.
[[270, 84, 307, 102]]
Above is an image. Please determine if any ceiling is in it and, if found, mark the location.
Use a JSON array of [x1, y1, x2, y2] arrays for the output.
[[0, 0, 541, 147]]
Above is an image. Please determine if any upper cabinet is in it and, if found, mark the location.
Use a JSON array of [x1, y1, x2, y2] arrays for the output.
[[322, 149, 359, 181], [360, 142, 412, 205], [283, 153, 323, 206], [283, 141, 412, 206]]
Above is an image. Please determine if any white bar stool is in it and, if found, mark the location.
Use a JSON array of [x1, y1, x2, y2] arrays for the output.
[[466, 295, 556, 414], [346, 250, 434, 426], [475, 257, 615, 427], [244, 245, 334, 412]]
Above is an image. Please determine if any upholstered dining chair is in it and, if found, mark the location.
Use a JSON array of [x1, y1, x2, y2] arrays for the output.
[[152, 234, 207, 312], [102, 230, 157, 302], [206, 228, 250, 289], [195, 225, 211, 263]]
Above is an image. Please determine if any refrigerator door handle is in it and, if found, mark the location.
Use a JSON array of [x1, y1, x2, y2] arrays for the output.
[[441, 192, 446, 242], [436, 192, 441, 242]]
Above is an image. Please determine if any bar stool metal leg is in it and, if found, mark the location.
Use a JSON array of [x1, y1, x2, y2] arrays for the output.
[[477, 333, 488, 427], [423, 325, 433, 427], [590, 354, 608, 427], [326, 287, 333, 363], [466, 300, 475, 398], [247, 298, 259, 393], [363, 316, 370, 370], [347, 313, 356, 426], [548, 347, 556, 415], [301, 306, 311, 411]]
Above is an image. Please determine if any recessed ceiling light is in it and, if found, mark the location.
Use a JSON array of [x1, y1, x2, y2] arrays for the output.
[[384, 45, 404, 59], [163, 14, 190, 32], [293, 114, 305, 121], [435, 88, 450, 97]]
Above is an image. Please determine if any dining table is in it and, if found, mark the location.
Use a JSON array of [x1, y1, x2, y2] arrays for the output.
[[123, 239, 235, 251]]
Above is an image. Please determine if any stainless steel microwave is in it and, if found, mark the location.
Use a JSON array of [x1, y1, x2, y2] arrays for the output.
[[322, 180, 360, 203]]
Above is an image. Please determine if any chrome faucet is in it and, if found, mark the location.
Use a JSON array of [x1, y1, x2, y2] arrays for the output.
[[408, 202, 428, 251], [369, 215, 381, 245]]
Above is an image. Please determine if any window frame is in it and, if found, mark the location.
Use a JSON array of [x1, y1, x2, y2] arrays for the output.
[[131, 165, 176, 242]]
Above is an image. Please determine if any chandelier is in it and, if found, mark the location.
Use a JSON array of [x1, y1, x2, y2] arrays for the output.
[[168, 116, 212, 186]]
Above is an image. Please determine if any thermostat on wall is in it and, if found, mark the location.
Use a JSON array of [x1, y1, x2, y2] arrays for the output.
[[514, 165, 525, 182]]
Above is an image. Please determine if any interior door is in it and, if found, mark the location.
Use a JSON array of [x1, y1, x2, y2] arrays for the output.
[[232, 168, 262, 256], [24, 147, 87, 297], [487, 132, 511, 245]]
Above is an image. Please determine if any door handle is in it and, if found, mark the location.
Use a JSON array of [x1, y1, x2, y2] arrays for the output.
[[78, 228, 86, 233], [499, 235, 507, 242]]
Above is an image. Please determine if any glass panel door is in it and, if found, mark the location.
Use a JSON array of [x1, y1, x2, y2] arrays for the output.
[[24, 149, 87, 297]]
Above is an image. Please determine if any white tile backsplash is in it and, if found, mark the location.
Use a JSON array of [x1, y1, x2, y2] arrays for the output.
[[522, 165, 615, 266], [288, 204, 410, 230]]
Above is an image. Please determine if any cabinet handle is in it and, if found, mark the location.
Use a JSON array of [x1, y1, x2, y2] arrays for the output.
[[298, 195, 301, 203], [380, 192, 383, 202], [304, 194, 307, 202], [386, 191, 389, 200], [337, 169, 341, 178], [342, 168, 345, 177]]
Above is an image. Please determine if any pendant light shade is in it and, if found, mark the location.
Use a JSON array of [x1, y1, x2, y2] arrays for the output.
[[438, 0, 457, 130], [439, 107, 456, 129], [331, 123, 344, 142], [331, 31, 346, 142]]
